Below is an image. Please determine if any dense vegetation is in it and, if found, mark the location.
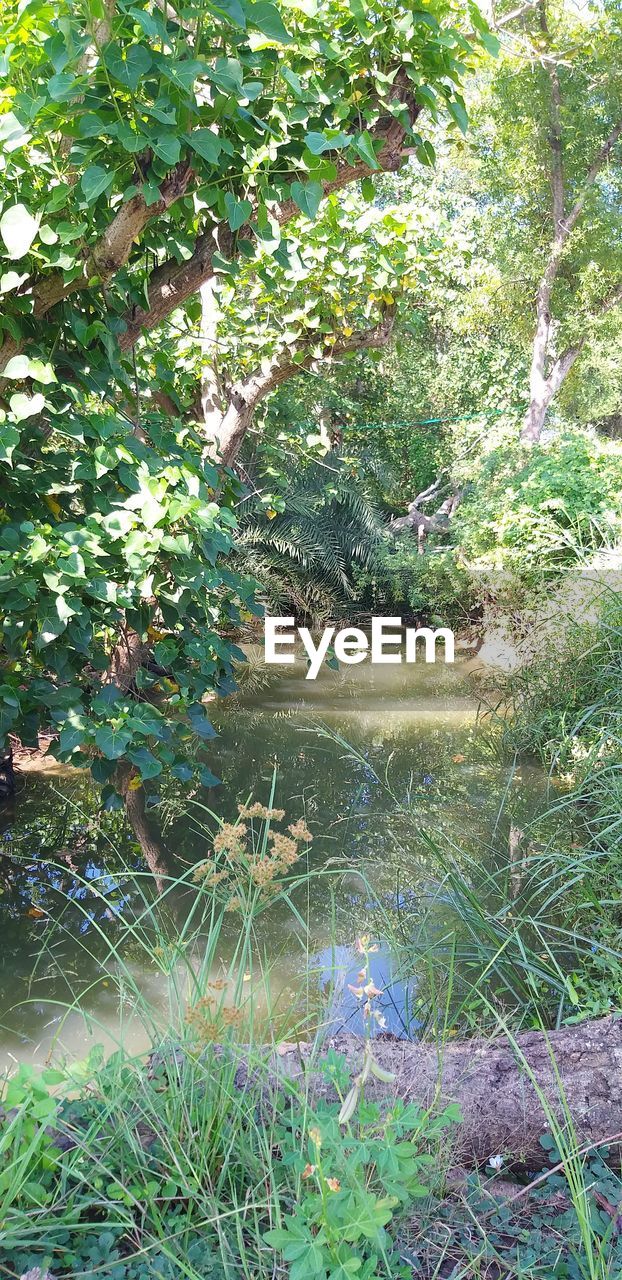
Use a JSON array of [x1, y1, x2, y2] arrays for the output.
[[2, 0, 622, 1275]]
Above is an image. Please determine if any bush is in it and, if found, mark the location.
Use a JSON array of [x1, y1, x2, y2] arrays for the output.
[[455, 430, 622, 571], [0, 1042, 459, 1279], [355, 543, 473, 625]]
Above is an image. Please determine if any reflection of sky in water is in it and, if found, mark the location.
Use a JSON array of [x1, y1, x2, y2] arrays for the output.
[[0, 658, 569, 1067], [311, 942, 420, 1039]]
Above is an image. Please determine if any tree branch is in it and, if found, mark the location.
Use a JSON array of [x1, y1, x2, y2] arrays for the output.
[[542, 281, 622, 399], [547, 341, 584, 395], [389, 474, 462, 541], [494, 0, 540, 28], [1, 71, 418, 380], [0, 162, 194, 376], [117, 88, 419, 352], [538, 2, 565, 237], [203, 305, 397, 466], [562, 119, 622, 242]]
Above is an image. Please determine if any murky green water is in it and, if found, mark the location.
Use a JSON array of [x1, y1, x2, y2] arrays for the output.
[[0, 654, 570, 1069]]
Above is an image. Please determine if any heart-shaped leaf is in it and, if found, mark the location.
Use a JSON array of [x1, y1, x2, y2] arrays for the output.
[[105, 44, 152, 91], [290, 180, 323, 220], [224, 192, 253, 231], [247, 1, 292, 42], [187, 129, 223, 165], [9, 392, 45, 421], [0, 204, 39, 259], [81, 166, 114, 204], [351, 130, 379, 169]]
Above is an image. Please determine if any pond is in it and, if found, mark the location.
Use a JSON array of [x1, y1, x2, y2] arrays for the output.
[[0, 651, 573, 1071]]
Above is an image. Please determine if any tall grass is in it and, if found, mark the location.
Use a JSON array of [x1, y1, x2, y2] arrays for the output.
[[3, 713, 622, 1277]]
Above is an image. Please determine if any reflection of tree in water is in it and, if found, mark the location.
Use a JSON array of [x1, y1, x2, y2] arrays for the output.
[[0, 676, 577, 1051], [0, 776, 166, 1033]]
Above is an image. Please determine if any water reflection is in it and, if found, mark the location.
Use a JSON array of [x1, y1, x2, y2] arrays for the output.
[[0, 657, 570, 1066]]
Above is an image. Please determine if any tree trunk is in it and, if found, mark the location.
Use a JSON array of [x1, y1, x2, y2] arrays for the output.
[[232, 1018, 622, 1166], [522, 391, 552, 445], [209, 398, 253, 468], [116, 762, 171, 896], [521, 339, 583, 444], [106, 625, 146, 693], [522, 281, 554, 444]]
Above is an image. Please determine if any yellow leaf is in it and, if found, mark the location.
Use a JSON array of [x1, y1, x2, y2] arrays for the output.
[[343, 326, 353, 338], [128, 776, 143, 791], [44, 495, 61, 518]]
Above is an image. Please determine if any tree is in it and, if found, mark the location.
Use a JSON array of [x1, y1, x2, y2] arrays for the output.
[[136, 191, 463, 464], [0, 0, 484, 791], [471, 0, 622, 443]]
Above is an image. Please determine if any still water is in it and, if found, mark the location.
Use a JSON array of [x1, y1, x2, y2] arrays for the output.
[[0, 654, 568, 1070]]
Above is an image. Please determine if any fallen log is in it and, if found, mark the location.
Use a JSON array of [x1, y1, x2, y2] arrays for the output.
[[231, 1017, 622, 1167]]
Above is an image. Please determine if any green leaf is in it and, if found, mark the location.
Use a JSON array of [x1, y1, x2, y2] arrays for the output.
[[128, 746, 163, 779], [305, 130, 349, 155], [105, 44, 153, 91], [78, 112, 106, 138], [351, 130, 379, 169], [81, 166, 114, 203], [9, 392, 45, 421], [38, 224, 59, 245], [290, 180, 323, 220], [414, 84, 437, 111], [247, 1, 292, 42], [480, 31, 500, 55], [94, 724, 133, 760], [2, 355, 30, 379], [210, 57, 244, 95], [114, 122, 144, 153], [0, 204, 39, 259], [56, 595, 77, 623], [142, 181, 162, 207], [27, 359, 57, 385], [199, 765, 222, 787], [47, 72, 79, 102], [129, 5, 169, 39], [361, 176, 375, 201], [160, 57, 204, 92], [416, 139, 436, 167], [0, 111, 30, 152], [224, 192, 253, 231], [209, 0, 247, 25], [59, 716, 88, 754], [37, 615, 68, 647], [281, 66, 303, 96], [171, 761, 193, 782], [187, 129, 223, 165], [446, 96, 468, 134], [152, 133, 181, 165], [188, 703, 218, 739], [0, 424, 20, 463], [0, 270, 29, 294]]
